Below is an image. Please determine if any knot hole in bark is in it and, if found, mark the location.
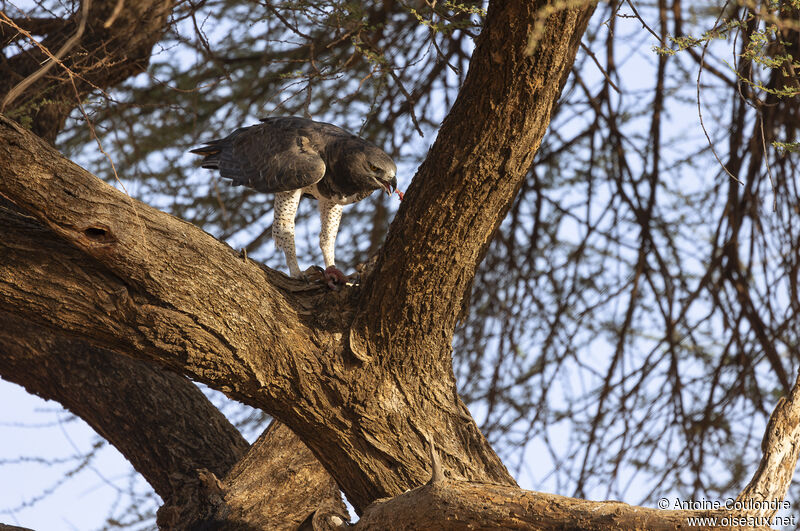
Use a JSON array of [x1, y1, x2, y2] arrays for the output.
[[81, 224, 115, 244]]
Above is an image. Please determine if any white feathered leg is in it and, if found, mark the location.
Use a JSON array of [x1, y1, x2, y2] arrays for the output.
[[318, 199, 347, 287], [318, 199, 343, 269], [273, 189, 303, 277]]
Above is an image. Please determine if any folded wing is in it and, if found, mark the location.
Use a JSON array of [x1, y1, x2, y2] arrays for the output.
[[191, 121, 326, 193]]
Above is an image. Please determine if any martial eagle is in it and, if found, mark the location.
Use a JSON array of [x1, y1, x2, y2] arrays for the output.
[[191, 116, 399, 287]]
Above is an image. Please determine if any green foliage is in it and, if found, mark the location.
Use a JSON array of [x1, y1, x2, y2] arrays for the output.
[[653, 20, 740, 56], [406, 0, 486, 34], [5, 96, 63, 130], [773, 140, 800, 152]]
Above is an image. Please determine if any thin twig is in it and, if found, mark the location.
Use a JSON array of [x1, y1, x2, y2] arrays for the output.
[[624, 0, 664, 45], [103, 0, 125, 28], [579, 41, 620, 94], [759, 116, 777, 212], [188, 0, 233, 84], [696, 0, 742, 184]]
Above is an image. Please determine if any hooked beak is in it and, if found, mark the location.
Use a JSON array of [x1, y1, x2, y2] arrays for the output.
[[383, 175, 397, 196], [374, 174, 397, 195]]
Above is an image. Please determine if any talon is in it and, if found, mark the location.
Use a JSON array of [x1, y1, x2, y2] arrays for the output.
[[302, 265, 347, 289], [324, 266, 347, 290]]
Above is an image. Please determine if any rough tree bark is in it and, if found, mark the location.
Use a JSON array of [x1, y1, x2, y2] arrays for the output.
[[2, 0, 799, 529], [171, 420, 348, 530]]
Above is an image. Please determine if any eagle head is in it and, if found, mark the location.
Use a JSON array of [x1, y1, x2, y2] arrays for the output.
[[339, 143, 397, 196]]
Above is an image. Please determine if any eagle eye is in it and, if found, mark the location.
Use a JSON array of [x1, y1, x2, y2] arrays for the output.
[[368, 162, 381, 173]]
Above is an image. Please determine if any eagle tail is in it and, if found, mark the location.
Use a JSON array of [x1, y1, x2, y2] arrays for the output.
[[189, 143, 223, 170]]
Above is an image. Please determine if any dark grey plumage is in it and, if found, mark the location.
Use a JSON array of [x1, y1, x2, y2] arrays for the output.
[[191, 116, 397, 200], [191, 116, 398, 281]]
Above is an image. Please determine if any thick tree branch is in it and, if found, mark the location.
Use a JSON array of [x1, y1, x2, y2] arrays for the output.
[[216, 422, 347, 529], [0, 137, 509, 510], [356, 0, 598, 370], [0, 220, 344, 527], [0, 123, 322, 391], [0, 266, 344, 529], [354, 481, 773, 531], [0, 308, 248, 502]]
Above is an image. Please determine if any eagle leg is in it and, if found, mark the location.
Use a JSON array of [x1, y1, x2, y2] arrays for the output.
[[318, 200, 346, 289], [318, 199, 343, 271], [273, 189, 304, 278]]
